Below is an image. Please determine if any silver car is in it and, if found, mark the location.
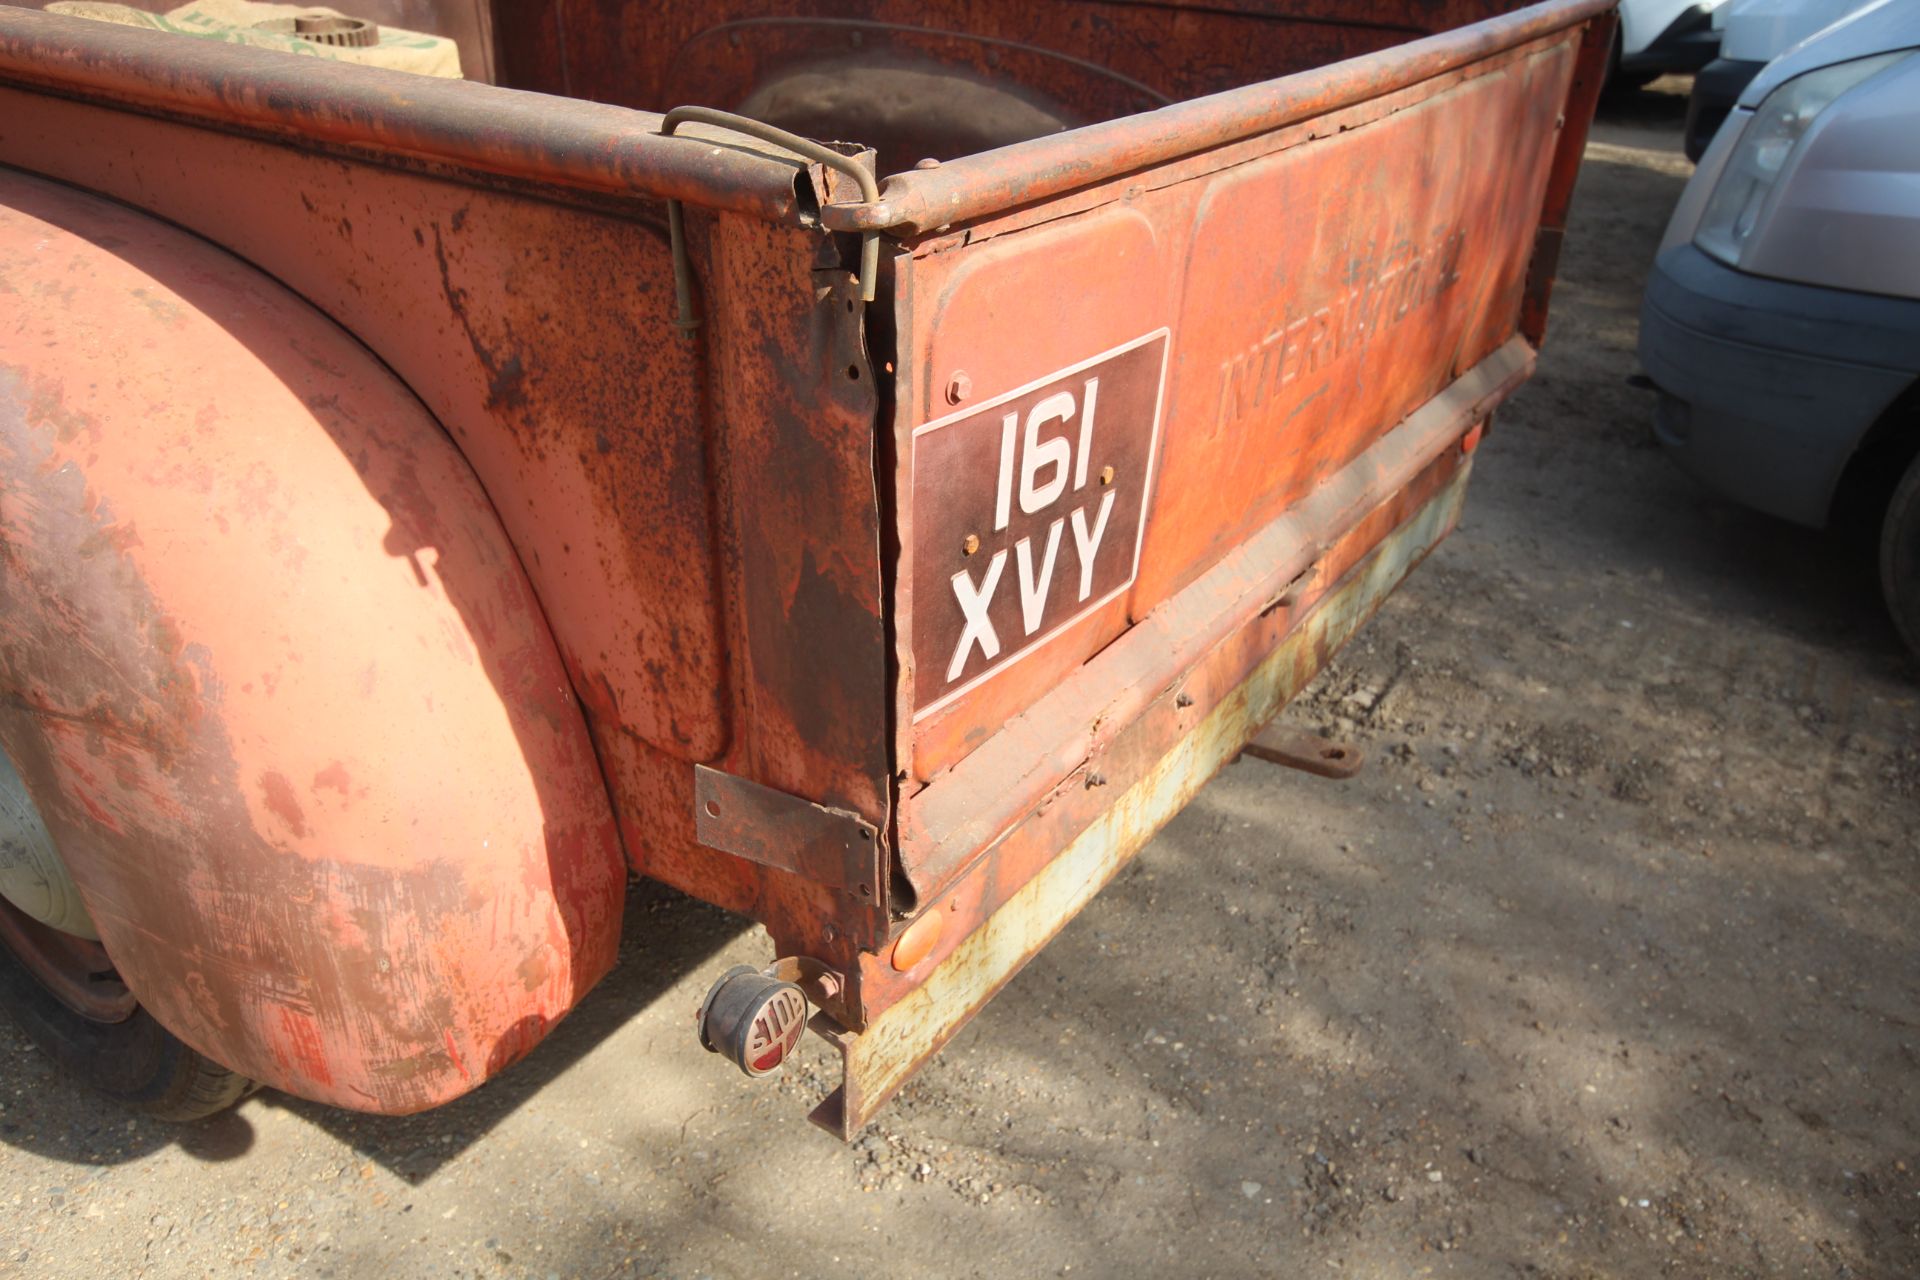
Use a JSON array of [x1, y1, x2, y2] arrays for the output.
[[1640, 0, 1920, 656]]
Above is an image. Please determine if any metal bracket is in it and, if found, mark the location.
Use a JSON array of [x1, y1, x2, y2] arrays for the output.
[[657, 105, 882, 332], [765, 954, 853, 1029], [693, 765, 883, 900], [1240, 724, 1365, 779]]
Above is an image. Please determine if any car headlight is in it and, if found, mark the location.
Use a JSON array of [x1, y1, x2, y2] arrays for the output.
[[1694, 51, 1912, 267]]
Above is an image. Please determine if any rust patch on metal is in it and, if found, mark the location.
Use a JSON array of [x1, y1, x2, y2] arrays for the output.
[[889, 36, 1576, 780], [258, 771, 309, 839], [0, 86, 732, 765]]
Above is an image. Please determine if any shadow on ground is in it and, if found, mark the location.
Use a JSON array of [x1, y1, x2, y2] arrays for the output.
[[0, 880, 742, 1179]]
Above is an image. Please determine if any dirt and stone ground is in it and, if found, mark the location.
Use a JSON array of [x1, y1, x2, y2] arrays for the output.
[[3, 83, 1917, 1280]]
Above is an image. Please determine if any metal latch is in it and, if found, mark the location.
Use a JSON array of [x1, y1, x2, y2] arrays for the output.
[[657, 105, 882, 333]]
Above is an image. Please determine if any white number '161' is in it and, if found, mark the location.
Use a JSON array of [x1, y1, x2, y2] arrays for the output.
[[946, 376, 1117, 683]]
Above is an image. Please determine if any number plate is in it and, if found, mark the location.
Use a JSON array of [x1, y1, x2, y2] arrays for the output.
[[910, 330, 1170, 720]]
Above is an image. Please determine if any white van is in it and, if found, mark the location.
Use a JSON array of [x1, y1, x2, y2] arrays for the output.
[[1617, 0, 1731, 83], [1685, 0, 1880, 157]]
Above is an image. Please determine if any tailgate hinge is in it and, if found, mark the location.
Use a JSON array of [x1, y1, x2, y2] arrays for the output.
[[693, 765, 883, 899]]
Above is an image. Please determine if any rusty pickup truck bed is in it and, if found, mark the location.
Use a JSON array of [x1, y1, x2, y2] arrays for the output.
[[0, 0, 1611, 1131]]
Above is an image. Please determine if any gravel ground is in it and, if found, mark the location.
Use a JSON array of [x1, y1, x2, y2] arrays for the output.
[[3, 83, 1918, 1280]]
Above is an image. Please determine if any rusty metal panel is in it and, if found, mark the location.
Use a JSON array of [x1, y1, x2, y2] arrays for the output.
[[702, 211, 891, 826], [898, 341, 1531, 904], [0, 88, 732, 766], [1522, 9, 1615, 345], [0, 169, 625, 1112], [888, 30, 1582, 781], [849, 8, 1608, 1116], [0, 11, 899, 1029], [488, 1, 1560, 151], [0, 8, 811, 216], [631, 206, 894, 985], [1139, 42, 1569, 601]]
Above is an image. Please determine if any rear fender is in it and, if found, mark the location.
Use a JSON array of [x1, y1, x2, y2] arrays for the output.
[[0, 169, 626, 1113]]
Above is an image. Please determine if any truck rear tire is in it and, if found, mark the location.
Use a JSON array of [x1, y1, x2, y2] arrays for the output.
[[1882, 450, 1920, 660], [0, 901, 253, 1122]]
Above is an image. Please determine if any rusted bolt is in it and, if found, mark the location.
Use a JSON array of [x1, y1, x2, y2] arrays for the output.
[[946, 371, 973, 405], [813, 971, 844, 1000], [1100, 465, 1115, 485], [962, 533, 981, 556], [914, 157, 942, 170]]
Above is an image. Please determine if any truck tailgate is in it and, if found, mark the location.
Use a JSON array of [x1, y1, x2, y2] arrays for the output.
[[824, 0, 1613, 1133]]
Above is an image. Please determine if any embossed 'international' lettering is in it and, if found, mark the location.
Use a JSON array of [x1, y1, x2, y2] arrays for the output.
[[1216, 229, 1467, 431]]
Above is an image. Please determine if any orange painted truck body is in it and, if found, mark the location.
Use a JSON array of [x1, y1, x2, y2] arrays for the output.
[[0, 0, 1611, 1128]]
